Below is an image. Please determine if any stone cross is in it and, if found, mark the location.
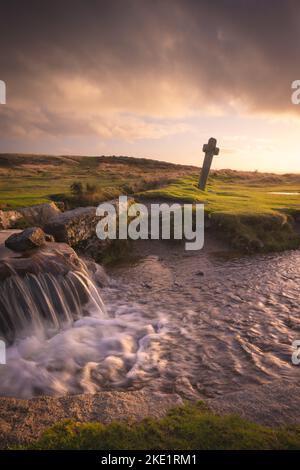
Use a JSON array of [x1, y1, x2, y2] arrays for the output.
[[198, 137, 219, 190]]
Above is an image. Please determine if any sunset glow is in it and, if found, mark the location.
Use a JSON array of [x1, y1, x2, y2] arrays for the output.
[[1, 0, 300, 172]]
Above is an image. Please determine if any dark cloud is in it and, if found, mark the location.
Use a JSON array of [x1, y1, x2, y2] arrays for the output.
[[0, 0, 299, 143]]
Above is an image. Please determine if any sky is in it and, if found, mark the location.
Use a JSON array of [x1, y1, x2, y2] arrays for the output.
[[0, 0, 300, 173]]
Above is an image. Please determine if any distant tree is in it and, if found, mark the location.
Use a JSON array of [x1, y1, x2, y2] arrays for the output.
[[70, 181, 83, 196]]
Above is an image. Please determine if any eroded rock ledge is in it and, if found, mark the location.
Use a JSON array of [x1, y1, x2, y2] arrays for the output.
[[1, 380, 300, 449], [0, 390, 183, 449]]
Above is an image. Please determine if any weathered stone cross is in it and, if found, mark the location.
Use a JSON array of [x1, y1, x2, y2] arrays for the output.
[[198, 137, 220, 190]]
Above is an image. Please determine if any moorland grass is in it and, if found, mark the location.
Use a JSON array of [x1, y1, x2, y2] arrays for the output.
[[0, 154, 190, 209], [1, 155, 300, 252], [140, 174, 300, 252]]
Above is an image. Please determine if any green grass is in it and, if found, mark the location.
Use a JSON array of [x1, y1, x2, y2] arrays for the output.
[[140, 174, 300, 252], [0, 154, 190, 209], [1, 155, 300, 253], [20, 403, 300, 450], [139, 175, 300, 215]]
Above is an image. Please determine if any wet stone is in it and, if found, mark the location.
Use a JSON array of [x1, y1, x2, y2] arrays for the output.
[[5, 227, 46, 252]]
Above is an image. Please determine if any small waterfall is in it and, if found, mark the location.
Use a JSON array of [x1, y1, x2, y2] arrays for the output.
[[0, 236, 165, 398], [0, 255, 106, 344]]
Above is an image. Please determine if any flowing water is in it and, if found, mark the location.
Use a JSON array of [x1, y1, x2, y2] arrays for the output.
[[0, 270, 104, 343], [103, 239, 300, 399], [0, 237, 300, 399]]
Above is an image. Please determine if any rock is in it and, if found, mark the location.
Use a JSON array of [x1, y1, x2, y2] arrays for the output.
[[44, 233, 55, 242], [0, 230, 98, 343], [0, 232, 85, 280], [53, 201, 65, 211], [77, 235, 113, 262], [0, 210, 23, 229], [5, 227, 46, 252], [196, 271, 204, 276], [44, 198, 135, 248], [0, 390, 183, 449], [44, 207, 97, 246], [83, 258, 110, 287], [19, 202, 61, 227], [249, 238, 264, 251]]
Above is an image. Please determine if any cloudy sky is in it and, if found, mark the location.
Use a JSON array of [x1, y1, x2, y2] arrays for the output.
[[0, 0, 300, 172]]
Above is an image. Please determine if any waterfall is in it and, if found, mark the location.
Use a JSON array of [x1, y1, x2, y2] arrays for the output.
[[0, 259, 106, 344], [0, 235, 165, 398]]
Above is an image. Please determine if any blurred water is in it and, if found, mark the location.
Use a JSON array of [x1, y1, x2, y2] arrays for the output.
[[1, 240, 300, 399], [105, 241, 300, 398]]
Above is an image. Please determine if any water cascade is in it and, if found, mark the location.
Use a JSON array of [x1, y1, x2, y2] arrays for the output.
[[0, 240, 106, 343]]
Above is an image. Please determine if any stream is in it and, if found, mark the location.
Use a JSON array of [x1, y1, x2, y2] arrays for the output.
[[1, 235, 299, 399], [104, 237, 300, 399]]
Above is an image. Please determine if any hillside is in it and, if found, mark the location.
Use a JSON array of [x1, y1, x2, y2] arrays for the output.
[[1, 153, 300, 209], [0, 154, 196, 208]]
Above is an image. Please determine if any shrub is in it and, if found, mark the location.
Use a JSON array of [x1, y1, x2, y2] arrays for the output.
[[70, 181, 83, 196]]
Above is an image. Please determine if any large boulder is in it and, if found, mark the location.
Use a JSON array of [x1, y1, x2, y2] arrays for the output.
[[43, 198, 135, 248], [44, 206, 97, 246], [5, 227, 46, 252], [0, 230, 83, 281], [19, 202, 61, 226], [0, 210, 23, 229]]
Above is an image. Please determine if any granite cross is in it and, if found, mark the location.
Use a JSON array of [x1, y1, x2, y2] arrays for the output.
[[198, 137, 219, 190]]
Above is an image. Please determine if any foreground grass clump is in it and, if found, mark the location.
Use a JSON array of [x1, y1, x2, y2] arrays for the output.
[[140, 174, 300, 252], [22, 403, 300, 450], [210, 211, 299, 252]]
